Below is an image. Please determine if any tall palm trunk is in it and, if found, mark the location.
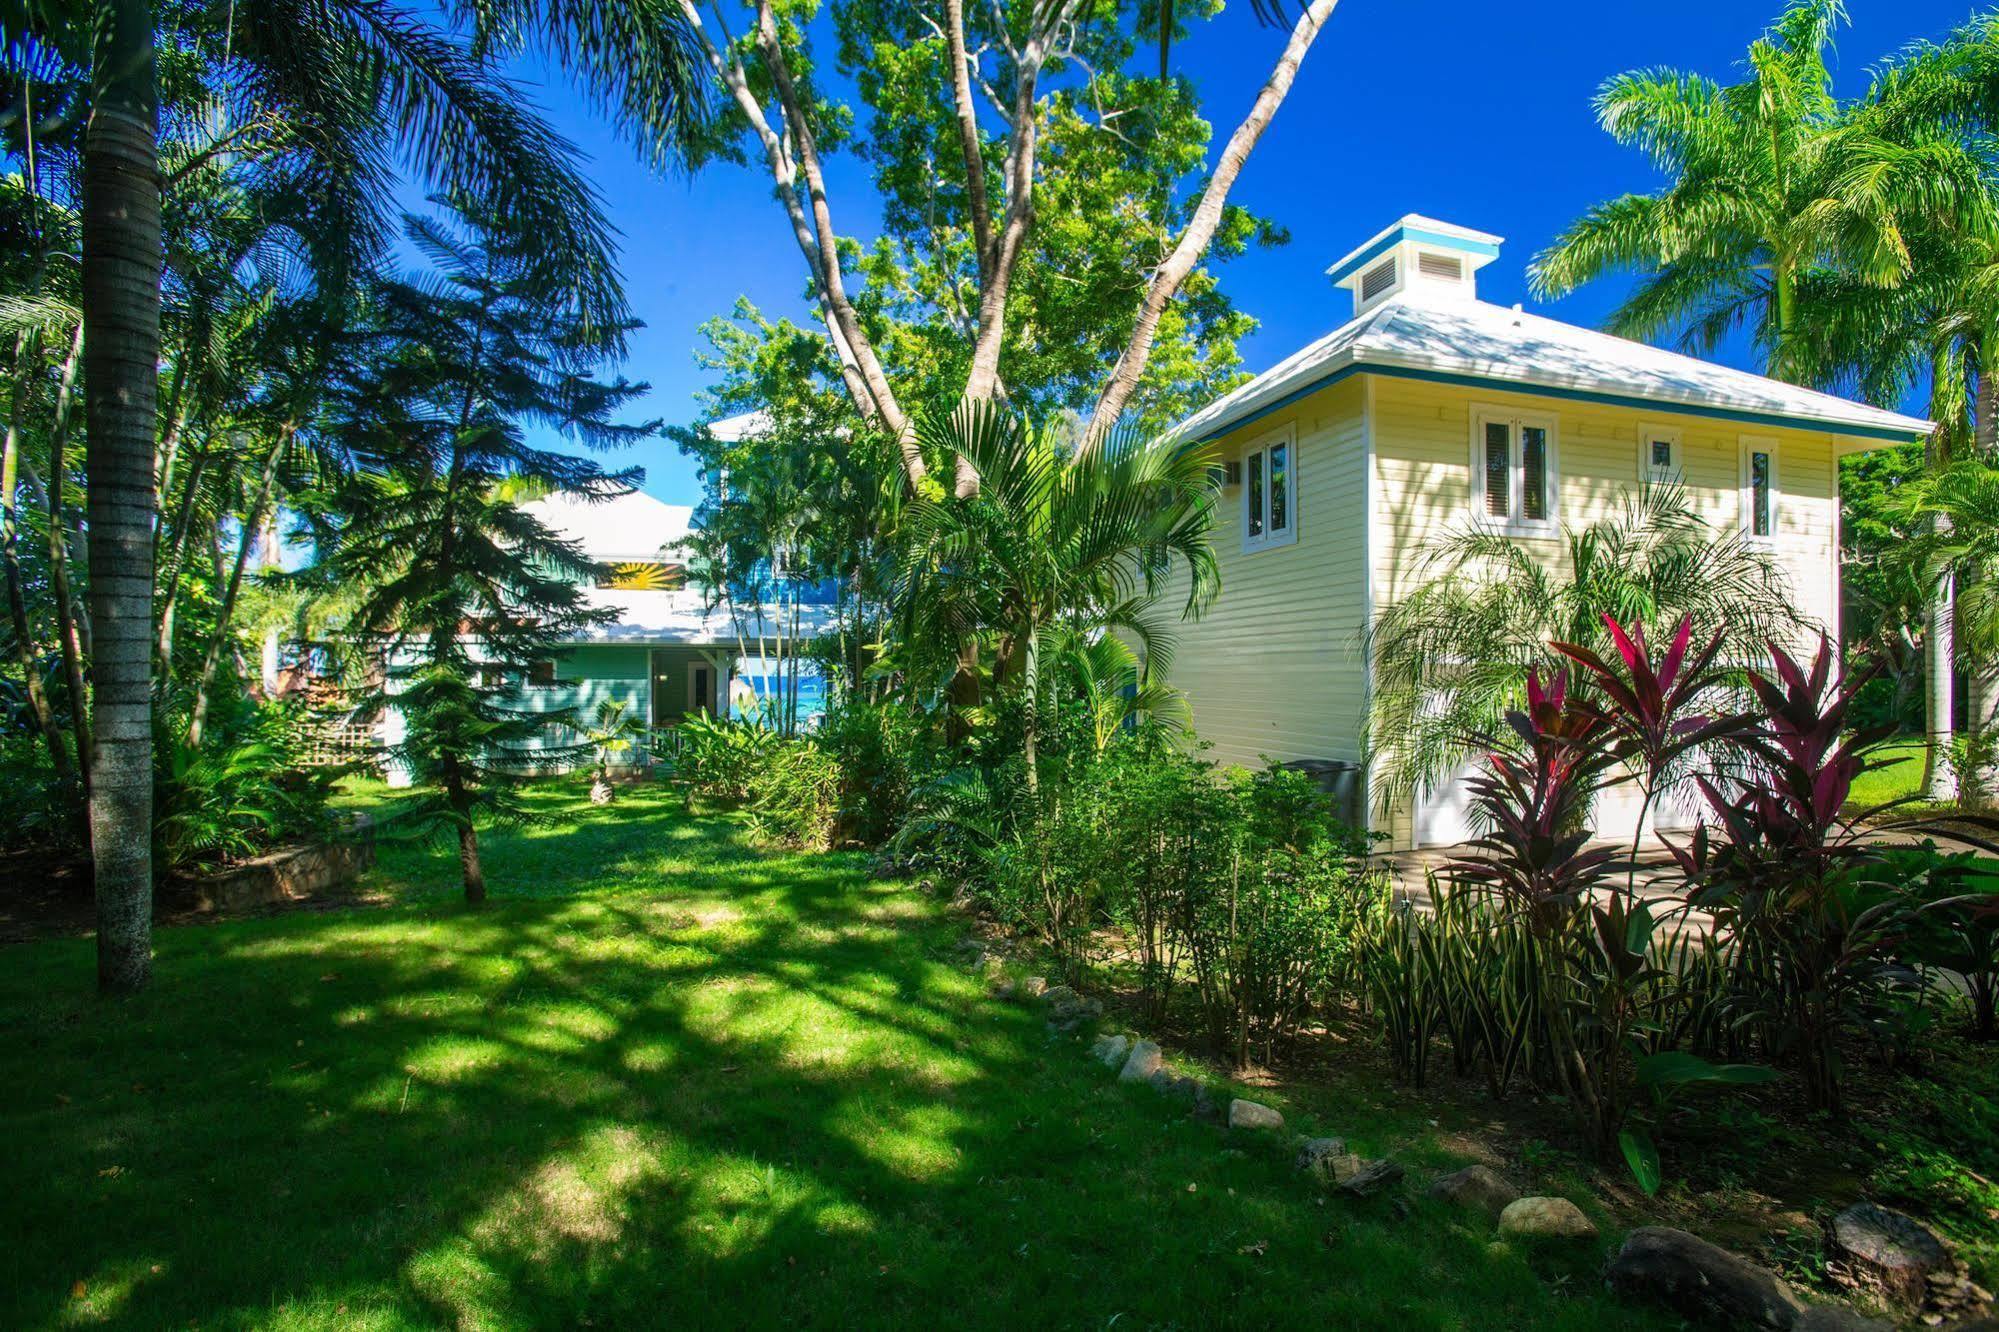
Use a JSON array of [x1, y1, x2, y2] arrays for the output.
[[1924, 567, 1958, 802], [82, 0, 162, 995]]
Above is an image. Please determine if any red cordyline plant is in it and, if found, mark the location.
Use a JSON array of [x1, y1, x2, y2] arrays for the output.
[[1664, 633, 1898, 1112], [1446, 668, 1621, 937], [1445, 618, 1768, 1170], [1552, 614, 1745, 900], [1446, 668, 1646, 1157]]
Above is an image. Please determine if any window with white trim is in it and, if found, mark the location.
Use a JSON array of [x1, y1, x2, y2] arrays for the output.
[[1470, 407, 1558, 533], [1740, 436, 1778, 540], [1641, 423, 1681, 486], [1241, 429, 1296, 552]]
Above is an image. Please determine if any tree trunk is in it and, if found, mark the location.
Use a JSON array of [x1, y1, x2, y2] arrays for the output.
[[1924, 569, 1958, 803], [82, 0, 162, 995], [153, 431, 210, 671], [443, 757, 486, 903], [1086, 0, 1342, 446], [1964, 656, 1999, 809], [1979, 348, 1999, 462], [187, 428, 288, 746]]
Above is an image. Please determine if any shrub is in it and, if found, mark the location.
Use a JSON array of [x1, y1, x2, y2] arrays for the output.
[[1181, 771, 1378, 1067], [1880, 845, 1999, 1041], [674, 701, 926, 851], [673, 713, 781, 803], [152, 704, 342, 876], [0, 733, 81, 851]]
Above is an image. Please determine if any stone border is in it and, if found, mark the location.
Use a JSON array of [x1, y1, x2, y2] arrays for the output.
[[958, 941, 1923, 1332]]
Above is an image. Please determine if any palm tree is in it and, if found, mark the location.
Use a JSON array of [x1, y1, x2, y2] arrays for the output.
[[1527, 0, 1979, 377], [893, 402, 1220, 794], [12, 0, 704, 991], [1776, 15, 1999, 799], [1890, 460, 1999, 801], [1366, 484, 1801, 811], [78, 0, 163, 994], [1529, 0, 1992, 809]]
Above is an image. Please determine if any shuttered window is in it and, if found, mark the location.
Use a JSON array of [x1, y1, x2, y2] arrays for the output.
[[1483, 422, 1510, 519], [1472, 409, 1558, 532]]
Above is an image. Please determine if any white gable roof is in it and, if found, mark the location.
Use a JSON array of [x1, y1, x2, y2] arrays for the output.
[[1172, 292, 1932, 446], [522, 488, 693, 564]]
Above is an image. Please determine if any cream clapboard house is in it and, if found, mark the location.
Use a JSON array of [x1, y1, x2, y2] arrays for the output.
[[1161, 216, 1931, 849]]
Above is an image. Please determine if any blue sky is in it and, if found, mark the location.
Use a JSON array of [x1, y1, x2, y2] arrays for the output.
[[471, 0, 1982, 507]]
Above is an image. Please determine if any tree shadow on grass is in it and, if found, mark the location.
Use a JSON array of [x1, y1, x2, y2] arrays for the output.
[[0, 797, 1670, 1330]]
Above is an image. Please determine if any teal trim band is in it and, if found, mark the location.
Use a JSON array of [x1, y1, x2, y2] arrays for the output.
[[1200, 362, 1923, 445], [1326, 227, 1503, 285]]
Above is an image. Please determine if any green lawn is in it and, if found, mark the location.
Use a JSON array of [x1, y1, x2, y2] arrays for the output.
[[1850, 737, 1931, 809], [0, 782, 1716, 1329]]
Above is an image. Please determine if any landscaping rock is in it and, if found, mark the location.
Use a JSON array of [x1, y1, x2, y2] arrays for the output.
[[1294, 1137, 1348, 1181], [1832, 1203, 1951, 1306], [1426, 1165, 1521, 1222], [1603, 1226, 1805, 1330], [1118, 1040, 1163, 1083], [1326, 1154, 1367, 1184], [1337, 1159, 1406, 1198], [1091, 1033, 1131, 1068], [992, 977, 1016, 999], [1498, 1196, 1597, 1240], [1044, 985, 1102, 1032], [175, 839, 374, 914], [1019, 976, 1048, 1000], [1227, 1098, 1284, 1132], [1191, 1085, 1221, 1123], [1148, 1069, 1195, 1101]]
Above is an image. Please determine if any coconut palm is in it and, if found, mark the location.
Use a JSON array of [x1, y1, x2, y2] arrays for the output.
[[1366, 484, 1801, 809], [1777, 14, 1999, 799], [1527, 0, 1984, 380]]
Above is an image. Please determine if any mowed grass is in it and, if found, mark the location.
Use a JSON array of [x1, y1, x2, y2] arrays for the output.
[[1849, 737, 1931, 810], [1, 780, 1670, 1331]]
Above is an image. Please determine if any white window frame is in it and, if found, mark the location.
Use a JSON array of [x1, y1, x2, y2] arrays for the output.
[[1469, 404, 1559, 536], [1639, 421, 1682, 487], [1240, 425, 1298, 553], [1739, 435, 1780, 544]]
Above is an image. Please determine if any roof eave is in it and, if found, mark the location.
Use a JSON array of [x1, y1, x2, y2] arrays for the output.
[[1181, 346, 1931, 446]]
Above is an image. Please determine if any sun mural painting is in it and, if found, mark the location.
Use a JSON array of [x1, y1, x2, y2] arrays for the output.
[[597, 561, 685, 591]]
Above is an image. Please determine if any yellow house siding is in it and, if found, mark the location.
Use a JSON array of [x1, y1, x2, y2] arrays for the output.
[[1367, 375, 1846, 846], [1161, 364, 1862, 846], [1156, 378, 1370, 772], [1368, 377, 1841, 635]]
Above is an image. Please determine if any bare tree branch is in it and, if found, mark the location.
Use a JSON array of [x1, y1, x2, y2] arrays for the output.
[[751, 0, 927, 489], [943, 0, 996, 279], [1086, 0, 1342, 449]]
